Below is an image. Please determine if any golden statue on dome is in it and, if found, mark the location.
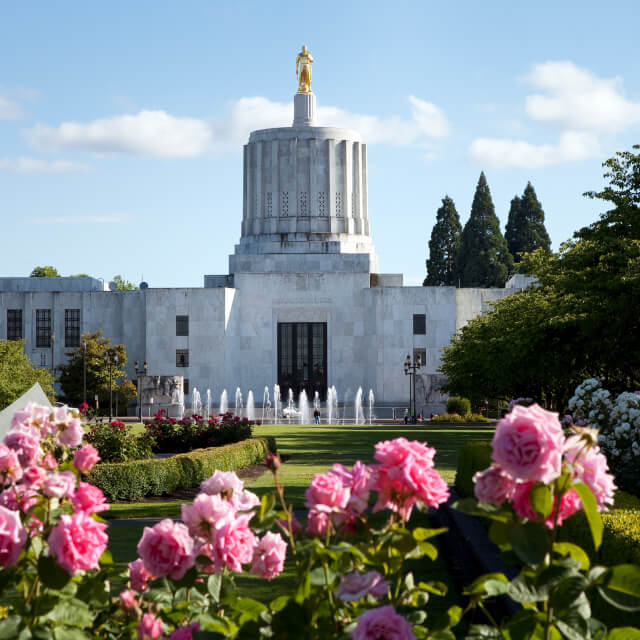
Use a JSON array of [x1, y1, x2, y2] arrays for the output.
[[296, 45, 313, 94]]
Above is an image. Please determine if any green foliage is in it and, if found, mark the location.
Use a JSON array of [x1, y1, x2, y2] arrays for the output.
[[424, 195, 462, 286], [85, 420, 154, 462], [457, 172, 513, 287], [29, 265, 60, 277], [446, 396, 471, 417], [111, 274, 138, 290], [505, 182, 551, 263], [430, 413, 489, 424], [454, 440, 492, 497], [89, 436, 276, 501], [0, 339, 55, 408], [57, 330, 136, 411]]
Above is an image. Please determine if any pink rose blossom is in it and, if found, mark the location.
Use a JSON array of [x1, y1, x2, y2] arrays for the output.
[[4, 427, 42, 467], [42, 453, 58, 471], [0, 487, 19, 511], [306, 509, 329, 537], [73, 444, 100, 473], [23, 465, 46, 490], [168, 622, 201, 640], [200, 470, 244, 497], [129, 558, 153, 591], [491, 404, 564, 484], [137, 519, 195, 580], [351, 605, 416, 640], [11, 403, 53, 434], [473, 464, 517, 505], [512, 483, 582, 528], [43, 471, 76, 499], [119, 588, 137, 610], [305, 471, 350, 513], [48, 511, 108, 574], [564, 435, 616, 511], [337, 571, 390, 602], [72, 482, 109, 514], [231, 488, 261, 512], [0, 445, 23, 483], [207, 514, 257, 573], [250, 531, 287, 580], [138, 612, 164, 639], [18, 487, 38, 513], [28, 517, 43, 536], [181, 493, 234, 540], [0, 505, 27, 567], [375, 438, 436, 468], [348, 461, 373, 514], [54, 407, 84, 449]]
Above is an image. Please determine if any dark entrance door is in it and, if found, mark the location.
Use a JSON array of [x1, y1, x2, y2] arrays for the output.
[[277, 322, 327, 400]]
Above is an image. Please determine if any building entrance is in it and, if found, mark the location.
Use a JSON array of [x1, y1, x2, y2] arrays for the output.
[[277, 322, 327, 400]]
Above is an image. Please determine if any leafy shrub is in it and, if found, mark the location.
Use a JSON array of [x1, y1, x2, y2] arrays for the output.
[[446, 396, 471, 416], [85, 419, 154, 463], [454, 440, 492, 497], [145, 411, 254, 454], [430, 412, 489, 424], [89, 436, 276, 501]]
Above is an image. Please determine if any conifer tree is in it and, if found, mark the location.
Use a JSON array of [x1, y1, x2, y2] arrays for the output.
[[505, 182, 551, 262], [424, 196, 462, 286], [457, 172, 513, 287]]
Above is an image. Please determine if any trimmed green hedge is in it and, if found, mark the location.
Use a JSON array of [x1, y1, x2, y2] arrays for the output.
[[431, 413, 490, 424], [89, 436, 276, 502], [446, 396, 471, 417], [454, 440, 492, 497]]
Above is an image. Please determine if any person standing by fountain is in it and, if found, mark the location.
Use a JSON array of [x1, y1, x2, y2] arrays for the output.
[[313, 407, 320, 424]]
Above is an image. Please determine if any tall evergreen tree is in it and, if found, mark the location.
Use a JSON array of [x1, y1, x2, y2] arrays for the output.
[[457, 172, 513, 287], [505, 181, 551, 262], [424, 196, 462, 285]]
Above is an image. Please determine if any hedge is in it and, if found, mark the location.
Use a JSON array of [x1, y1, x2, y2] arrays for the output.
[[446, 396, 471, 417], [431, 413, 490, 424], [89, 436, 276, 502], [454, 440, 492, 497]]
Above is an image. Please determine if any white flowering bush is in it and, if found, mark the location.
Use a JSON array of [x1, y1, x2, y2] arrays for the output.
[[569, 379, 640, 494]]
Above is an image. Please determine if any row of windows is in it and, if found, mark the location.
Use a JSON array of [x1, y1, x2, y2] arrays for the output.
[[7, 309, 81, 347]]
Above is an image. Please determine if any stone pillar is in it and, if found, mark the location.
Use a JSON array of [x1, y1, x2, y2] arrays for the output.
[[293, 92, 316, 126]]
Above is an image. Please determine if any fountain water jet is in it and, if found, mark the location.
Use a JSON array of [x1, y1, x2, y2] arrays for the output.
[[354, 387, 364, 425], [235, 387, 243, 418], [246, 390, 255, 421], [274, 385, 281, 423], [205, 389, 211, 421], [368, 389, 375, 425], [219, 389, 228, 415], [262, 386, 271, 423], [299, 390, 310, 425]]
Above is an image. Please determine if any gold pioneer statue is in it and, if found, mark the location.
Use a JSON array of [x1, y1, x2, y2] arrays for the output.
[[296, 45, 313, 94]]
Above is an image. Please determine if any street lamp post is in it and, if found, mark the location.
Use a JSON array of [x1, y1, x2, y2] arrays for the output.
[[50, 332, 56, 378], [134, 360, 148, 421], [104, 349, 119, 422], [403, 353, 423, 423]]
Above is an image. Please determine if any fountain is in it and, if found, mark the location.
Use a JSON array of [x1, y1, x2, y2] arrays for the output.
[[368, 389, 375, 425], [191, 387, 201, 417], [313, 391, 320, 410], [343, 388, 352, 424], [274, 384, 281, 423], [235, 387, 243, 418], [354, 387, 364, 425], [246, 390, 255, 421], [327, 386, 338, 425], [219, 389, 228, 415], [262, 386, 271, 423], [205, 389, 211, 421], [298, 390, 310, 424]]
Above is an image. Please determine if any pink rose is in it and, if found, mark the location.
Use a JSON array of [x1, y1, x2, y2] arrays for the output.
[[48, 512, 108, 574], [11, 403, 53, 434], [138, 612, 164, 639], [0, 487, 19, 511], [491, 404, 563, 484], [137, 519, 195, 580], [168, 622, 200, 640], [129, 557, 153, 591], [23, 465, 46, 490], [337, 571, 390, 602], [54, 409, 84, 449], [43, 471, 76, 499], [4, 427, 42, 467], [119, 588, 137, 610], [512, 483, 582, 528], [208, 514, 257, 573], [0, 445, 23, 483], [231, 488, 261, 512], [348, 461, 373, 514], [306, 509, 329, 537], [200, 470, 244, 497], [564, 435, 616, 511], [374, 438, 435, 468], [28, 516, 43, 537], [42, 453, 58, 471], [473, 464, 517, 505], [351, 605, 416, 640], [73, 444, 100, 473], [181, 493, 234, 540], [250, 531, 287, 580], [305, 471, 350, 513], [72, 482, 109, 514], [0, 505, 27, 567]]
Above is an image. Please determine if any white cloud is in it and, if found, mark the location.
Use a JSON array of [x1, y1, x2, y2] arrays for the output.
[[0, 156, 89, 174], [524, 61, 640, 133], [0, 95, 23, 120], [469, 130, 599, 169], [30, 215, 126, 224], [26, 110, 213, 157], [25, 96, 450, 157]]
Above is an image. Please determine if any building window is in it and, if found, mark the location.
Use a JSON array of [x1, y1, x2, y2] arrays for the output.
[[176, 349, 189, 367], [36, 309, 51, 348], [176, 315, 189, 336], [413, 314, 426, 335], [40, 353, 47, 367], [7, 310, 22, 341], [183, 378, 189, 396], [413, 348, 426, 368], [64, 309, 81, 347]]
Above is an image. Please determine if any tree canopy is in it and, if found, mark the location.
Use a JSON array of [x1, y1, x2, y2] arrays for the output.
[[457, 172, 513, 287], [30, 266, 60, 277], [424, 196, 462, 286], [111, 275, 138, 291], [505, 182, 551, 262], [0, 340, 55, 408]]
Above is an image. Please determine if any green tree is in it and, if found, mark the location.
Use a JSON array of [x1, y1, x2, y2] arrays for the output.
[[70, 273, 90, 277], [0, 340, 55, 408], [111, 275, 138, 291], [30, 266, 60, 277], [505, 182, 551, 262], [424, 196, 462, 286], [58, 330, 137, 414], [457, 172, 513, 287]]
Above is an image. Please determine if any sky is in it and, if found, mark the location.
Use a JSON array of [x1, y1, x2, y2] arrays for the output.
[[1, 1, 639, 287]]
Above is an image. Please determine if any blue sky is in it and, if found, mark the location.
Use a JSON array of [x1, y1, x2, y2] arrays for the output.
[[1, 1, 639, 287]]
